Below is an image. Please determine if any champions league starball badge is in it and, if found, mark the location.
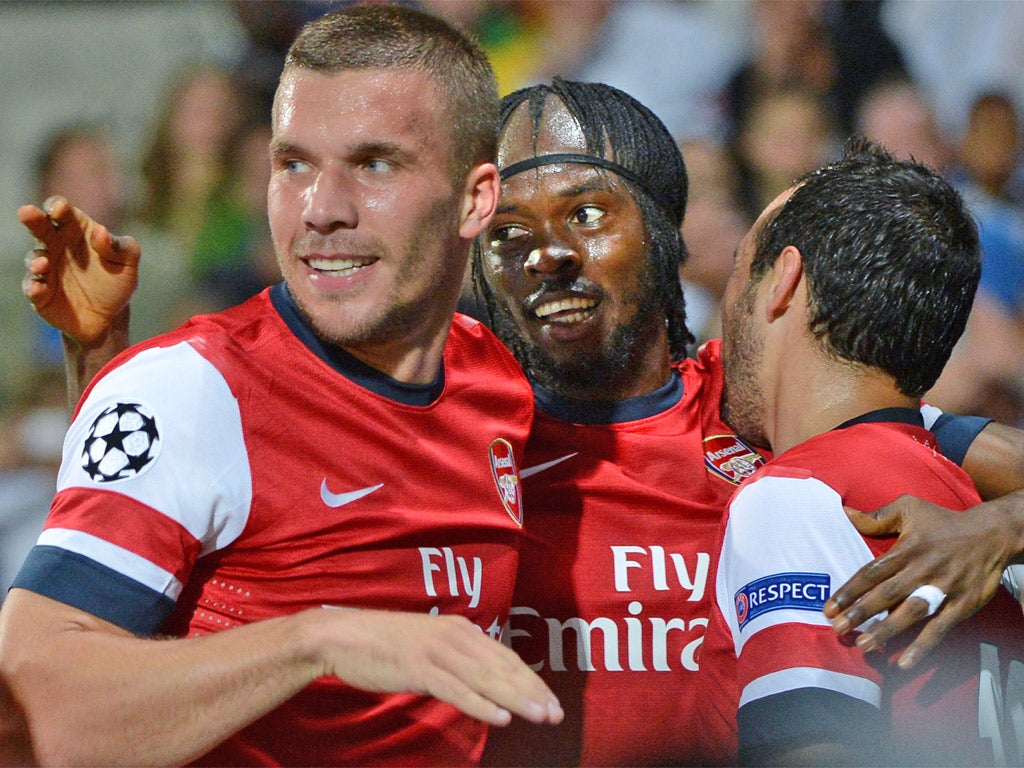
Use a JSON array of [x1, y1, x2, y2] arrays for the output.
[[81, 402, 161, 482]]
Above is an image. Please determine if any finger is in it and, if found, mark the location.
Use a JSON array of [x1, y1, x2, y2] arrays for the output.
[[844, 505, 903, 537], [24, 247, 50, 273], [42, 195, 73, 226], [88, 223, 112, 261], [895, 607, 961, 670], [109, 234, 142, 267], [90, 226, 140, 268], [829, 573, 912, 633], [438, 633, 562, 724], [21, 270, 51, 307], [825, 551, 907, 621], [419, 666, 514, 726], [425, 658, 562, 726], [16, 205, 55, 240], [852, 596, 933, 654]]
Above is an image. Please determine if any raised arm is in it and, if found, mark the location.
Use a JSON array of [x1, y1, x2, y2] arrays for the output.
[[0, 588, 562, 766], [825, 421, 1024, 668], [20, 195, 137, 407]]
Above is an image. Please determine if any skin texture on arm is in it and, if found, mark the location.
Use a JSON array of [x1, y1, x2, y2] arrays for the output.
[[0, 589, 562, 767], [825, 421, 1024, 669], [19, 196, 137, 408], [962, 421, 1024, 501]]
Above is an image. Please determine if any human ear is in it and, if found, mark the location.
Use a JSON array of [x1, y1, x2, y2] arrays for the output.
[[458, 163, 501, 241], [765, 246, 804, 321]]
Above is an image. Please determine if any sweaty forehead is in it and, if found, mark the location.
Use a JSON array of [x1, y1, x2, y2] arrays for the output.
[[497, 98, 590, 168]]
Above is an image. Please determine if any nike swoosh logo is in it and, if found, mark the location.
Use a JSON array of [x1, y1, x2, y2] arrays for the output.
[[520, 453, 578, 479], [320, 480, 383, 508]]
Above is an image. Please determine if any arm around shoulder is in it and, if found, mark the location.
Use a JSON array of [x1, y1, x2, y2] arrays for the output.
[[962, 420, 1024, 501]]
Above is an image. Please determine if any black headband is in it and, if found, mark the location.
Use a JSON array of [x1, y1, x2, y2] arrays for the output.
[[498, 152, 668, 212]]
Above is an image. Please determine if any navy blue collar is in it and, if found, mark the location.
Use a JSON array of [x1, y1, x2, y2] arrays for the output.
[[270, 282, 444, 406], [834, 407, 924, 431], [533, 369, 682, 424]]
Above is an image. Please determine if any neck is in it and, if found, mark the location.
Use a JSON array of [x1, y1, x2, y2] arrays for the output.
[[342, 317, 454, 385], [768, 349, 917, 454]]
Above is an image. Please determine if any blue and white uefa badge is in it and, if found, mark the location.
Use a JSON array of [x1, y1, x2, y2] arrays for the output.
[[81, 402, 161, 482], [734, 572, 830, 630]]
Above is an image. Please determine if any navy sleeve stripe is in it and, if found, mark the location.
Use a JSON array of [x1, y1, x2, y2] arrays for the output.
[[931, 413, 992, 466], [11, 546, 175, 636], [737, 687, 886, 765]]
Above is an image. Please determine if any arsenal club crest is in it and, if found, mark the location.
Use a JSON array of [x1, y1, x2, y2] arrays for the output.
[[704, 434, 766, 485], [489, 438, 523, 526]]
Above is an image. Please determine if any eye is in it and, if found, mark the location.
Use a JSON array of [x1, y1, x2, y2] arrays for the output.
[[572, 204, 606, 226], [363, 158, 395, 173], [284, 158, 311, 174], [488, 224, 529, 248]]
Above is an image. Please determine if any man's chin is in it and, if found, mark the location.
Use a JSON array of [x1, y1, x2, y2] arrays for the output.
[[528, 349, 629, 395]]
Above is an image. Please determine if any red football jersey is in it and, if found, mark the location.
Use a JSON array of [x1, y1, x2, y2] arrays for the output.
[[482, 340, 769, 766], [15, 285, 533, 766], [698, 414, 1024, 766]]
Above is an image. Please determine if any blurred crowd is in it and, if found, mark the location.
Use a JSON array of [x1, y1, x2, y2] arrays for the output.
[[1, 0, 1024, 597]]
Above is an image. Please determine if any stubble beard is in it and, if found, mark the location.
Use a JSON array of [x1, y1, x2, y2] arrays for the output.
[[721, 283, 769, 449], [285, 198, 464, 352], [494, 265, 665, 400]]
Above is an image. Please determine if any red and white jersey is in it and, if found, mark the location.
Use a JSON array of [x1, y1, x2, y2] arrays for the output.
[[14, 284, 533, 767], [482, 340, 769, 766], [698, 412, 1024, 766]]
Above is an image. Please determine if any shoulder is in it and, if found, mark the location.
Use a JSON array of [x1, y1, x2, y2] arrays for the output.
[[447, 312, 529, 385]]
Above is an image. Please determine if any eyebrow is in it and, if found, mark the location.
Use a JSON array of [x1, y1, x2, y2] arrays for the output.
[[556, 178, 618, 199], [270, 140, 301, 159], [495, 177, 619, 215], [269, 139, 413, 164], [350, 140, 409, 161]]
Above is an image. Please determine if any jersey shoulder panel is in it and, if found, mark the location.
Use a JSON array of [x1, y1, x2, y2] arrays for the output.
[[60, 340, 252, 551]]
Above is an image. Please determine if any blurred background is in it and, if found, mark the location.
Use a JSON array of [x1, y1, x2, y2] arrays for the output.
[[2, 0, 1024, 595]]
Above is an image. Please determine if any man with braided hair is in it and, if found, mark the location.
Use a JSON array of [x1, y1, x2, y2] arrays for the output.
[[473, 79, 760, 764]]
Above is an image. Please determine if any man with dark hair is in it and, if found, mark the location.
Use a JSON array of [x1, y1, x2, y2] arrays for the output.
[[0, 5, 562, 766], [697, 140, 1024, 766]]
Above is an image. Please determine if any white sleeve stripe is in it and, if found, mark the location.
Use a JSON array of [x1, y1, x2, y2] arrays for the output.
[[38, 528, 184, 600], [740, 667, 881, 709]]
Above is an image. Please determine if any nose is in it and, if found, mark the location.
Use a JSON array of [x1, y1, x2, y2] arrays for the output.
[[303, 168, 358, 234], [524, 240, 581, 280]]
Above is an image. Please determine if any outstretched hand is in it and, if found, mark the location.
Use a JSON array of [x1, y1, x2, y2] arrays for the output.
[[824, 495, 1012, 669], [20, 195, 139, 345], [315, 608, 564, 728]]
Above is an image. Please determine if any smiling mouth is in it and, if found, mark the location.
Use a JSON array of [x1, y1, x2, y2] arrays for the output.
[[307, 257, 377, 277], [533, 296, 598, 324]]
